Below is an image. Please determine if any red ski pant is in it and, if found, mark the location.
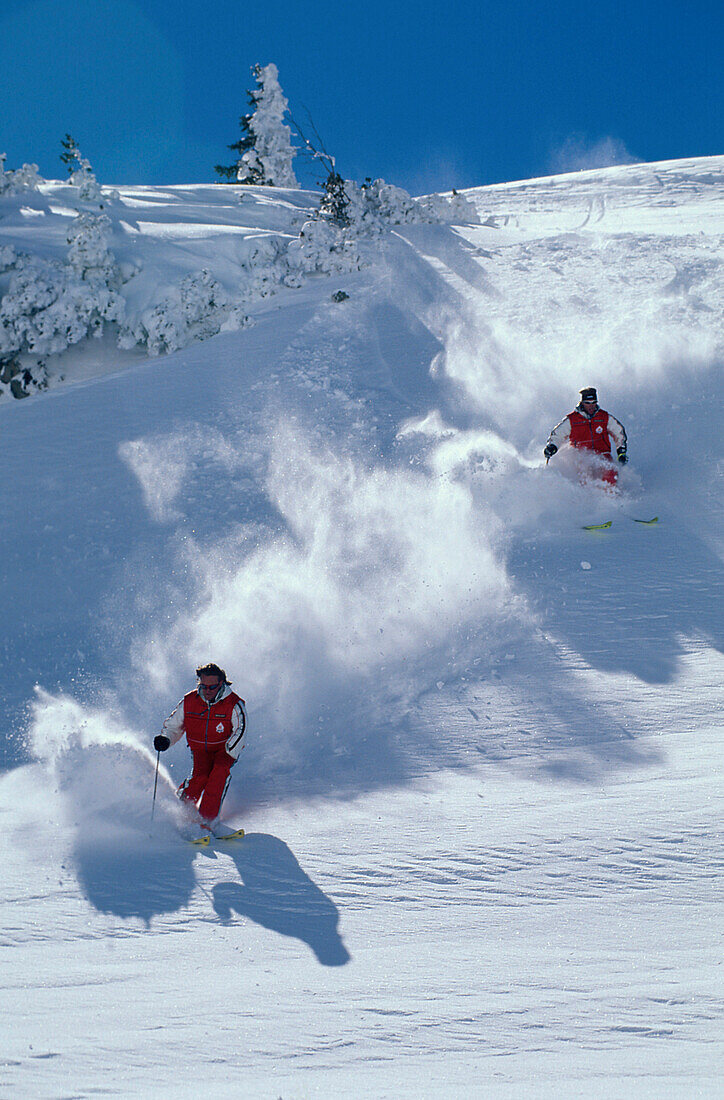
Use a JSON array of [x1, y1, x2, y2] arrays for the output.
[[178, 746, 235, 822], [597, 460, 618, 486], [574, 447, 618, 486]]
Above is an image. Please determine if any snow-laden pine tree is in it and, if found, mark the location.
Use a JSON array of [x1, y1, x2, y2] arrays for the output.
[[59, 135, 103, 202], [215, 63, 299, 188]]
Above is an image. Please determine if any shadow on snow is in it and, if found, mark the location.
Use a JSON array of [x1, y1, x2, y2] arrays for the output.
[[73, 828, 350, 967], [210, 833, 350, 967], [507, 517, 724, 685]]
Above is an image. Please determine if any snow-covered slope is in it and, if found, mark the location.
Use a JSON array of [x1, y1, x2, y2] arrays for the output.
[[1, 157, 722, 1097]]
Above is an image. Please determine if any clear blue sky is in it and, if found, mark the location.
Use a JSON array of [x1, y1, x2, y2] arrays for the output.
[[1, 0, 722, 193]]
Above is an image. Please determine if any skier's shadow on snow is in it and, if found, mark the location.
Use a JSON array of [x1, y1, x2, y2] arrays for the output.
[[209, 833, 351, 967], [74, 831, 197, 923], [507, 521, 724, 684]]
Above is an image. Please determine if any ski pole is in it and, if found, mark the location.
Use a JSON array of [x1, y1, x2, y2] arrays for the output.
[[151, 748, 161, 821]]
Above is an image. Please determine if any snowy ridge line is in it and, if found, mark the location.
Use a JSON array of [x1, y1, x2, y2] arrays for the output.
[[0, 163, 477, 398], [457, 152, 724, 202]]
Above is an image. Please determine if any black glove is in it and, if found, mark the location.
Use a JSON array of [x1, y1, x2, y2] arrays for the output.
[[616, 446, 628, 465], [543, 443, 557, 460], [154, 734, 170, 752]]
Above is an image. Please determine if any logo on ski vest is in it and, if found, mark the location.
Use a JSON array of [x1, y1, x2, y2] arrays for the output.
[[216, 723, 225, 733], [595, 426, 603, 433]]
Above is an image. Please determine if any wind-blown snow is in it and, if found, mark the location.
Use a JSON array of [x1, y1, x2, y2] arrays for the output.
[[1, 156, 723, 1097]]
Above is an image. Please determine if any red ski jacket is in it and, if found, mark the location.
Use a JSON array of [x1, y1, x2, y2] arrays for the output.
[[547, 406, 626, 457], [162, 684, 247, 758], [182, 689, 244, 752], [570, 408, 615, 453]]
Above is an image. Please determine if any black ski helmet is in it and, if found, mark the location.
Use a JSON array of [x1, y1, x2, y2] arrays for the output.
[[579, 387, 598, 404]]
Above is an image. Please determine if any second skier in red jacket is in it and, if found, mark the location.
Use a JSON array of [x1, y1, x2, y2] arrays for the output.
[[544, 387, 627, 485]]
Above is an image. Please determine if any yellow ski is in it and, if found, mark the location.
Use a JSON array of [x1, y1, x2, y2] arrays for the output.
[[215, 828, 246, 841], [189, 827, 245, 845]]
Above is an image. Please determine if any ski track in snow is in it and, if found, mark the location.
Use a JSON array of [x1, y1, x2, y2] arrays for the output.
[[1, 156, 723, 1097]]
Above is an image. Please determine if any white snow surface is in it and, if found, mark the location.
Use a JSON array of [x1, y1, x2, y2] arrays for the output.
[[1, 156, 723, 1097]]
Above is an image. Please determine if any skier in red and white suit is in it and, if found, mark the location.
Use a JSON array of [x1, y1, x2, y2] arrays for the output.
[[154, 663, 246, 826], [544, 387, 627, 485]]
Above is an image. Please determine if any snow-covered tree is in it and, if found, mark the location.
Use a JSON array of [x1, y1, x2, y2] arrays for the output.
[[0, 211, 125, 397], [284, 218, 361, 284], [215, 63, 299, 188], [59, 134, 81, 175], [59, 135, 103, 202], [0, 153, 42, 196], [319, 171, 352, 227], [417, 188, 479, 223], [317, 176, 479, 235], [66, 211, 122, 286], [120, 270, 251, 357]]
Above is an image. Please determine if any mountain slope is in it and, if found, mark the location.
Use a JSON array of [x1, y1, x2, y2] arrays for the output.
[[1, 156, 722, 1097]]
